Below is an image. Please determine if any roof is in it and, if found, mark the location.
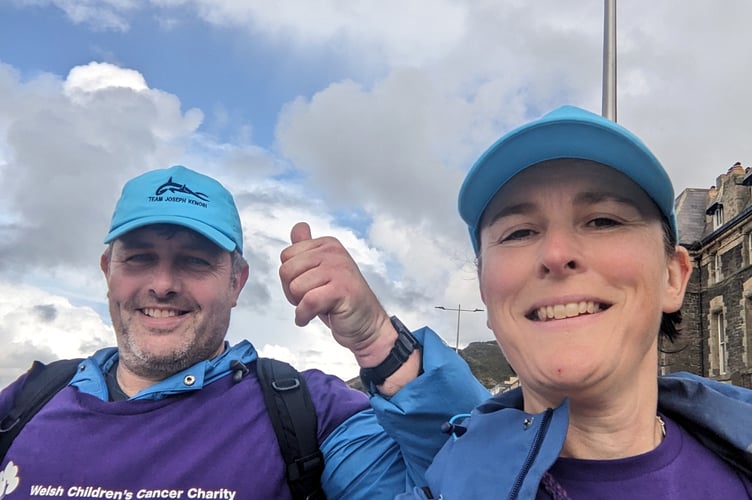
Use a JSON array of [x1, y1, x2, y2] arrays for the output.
[[675, 188, 710, 245]]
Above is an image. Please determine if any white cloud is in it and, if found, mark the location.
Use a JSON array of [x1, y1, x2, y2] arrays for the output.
[[189, 0, 468, 67], [0, 61, 203, 275], [64, 62, 148, 95], [13, 0, 137, 31], [17, 2, 752, 200], [0, 281, 113, 387], [21, 0, 467, 67]]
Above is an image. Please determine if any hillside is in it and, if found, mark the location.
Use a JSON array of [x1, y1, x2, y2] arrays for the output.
[[347, 340, 515, 391], [457, 340, 515, 389]]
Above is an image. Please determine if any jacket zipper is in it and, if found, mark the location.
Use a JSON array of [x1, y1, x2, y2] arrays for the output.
[[509, 408, 554, 499]]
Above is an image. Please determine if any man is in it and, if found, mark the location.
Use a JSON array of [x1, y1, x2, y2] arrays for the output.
[[0, 165, 488, 499]]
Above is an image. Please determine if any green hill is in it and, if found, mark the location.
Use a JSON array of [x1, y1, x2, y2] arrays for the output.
[[347, 340, 515, 392]]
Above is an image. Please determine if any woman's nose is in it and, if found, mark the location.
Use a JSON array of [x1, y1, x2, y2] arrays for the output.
[[537, 228, 583, 278]]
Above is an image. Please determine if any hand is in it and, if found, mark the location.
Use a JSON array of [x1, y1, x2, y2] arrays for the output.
[[279, 222, 395, 365]]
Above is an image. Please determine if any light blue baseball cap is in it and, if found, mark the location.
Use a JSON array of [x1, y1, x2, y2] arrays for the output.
[[459, 105, 677, 255], [104, 165, 243, 253]]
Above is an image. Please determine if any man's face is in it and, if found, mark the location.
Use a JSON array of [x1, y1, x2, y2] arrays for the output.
[[477, 160, 689, 410], [101, 225, 247, 380]]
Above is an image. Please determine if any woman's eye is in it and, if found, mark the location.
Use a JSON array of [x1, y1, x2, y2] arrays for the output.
[[587, 217, 621, 228]]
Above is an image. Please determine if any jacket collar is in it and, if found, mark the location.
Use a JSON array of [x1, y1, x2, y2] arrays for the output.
[[70, 340, 258, 401]]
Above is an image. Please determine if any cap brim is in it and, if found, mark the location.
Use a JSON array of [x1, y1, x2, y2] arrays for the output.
[[103, 215, 237, 252]]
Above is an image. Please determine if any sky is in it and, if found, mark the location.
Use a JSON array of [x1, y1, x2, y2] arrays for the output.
[[1, 0, 751, 387]]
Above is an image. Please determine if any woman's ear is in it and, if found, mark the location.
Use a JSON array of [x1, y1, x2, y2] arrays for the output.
[[663, 246, 692, 313], [100, 252, 110, 275]]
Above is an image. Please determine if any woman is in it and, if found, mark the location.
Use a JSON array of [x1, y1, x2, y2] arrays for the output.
[[402, 106, 752, 499]]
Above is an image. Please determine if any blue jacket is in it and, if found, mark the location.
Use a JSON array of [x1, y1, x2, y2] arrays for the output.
[[0, 327, 490, 500], [399, 372, 752, 499]]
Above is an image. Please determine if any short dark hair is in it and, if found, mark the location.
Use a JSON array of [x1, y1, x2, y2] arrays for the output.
[[660, 217, 682, 344]]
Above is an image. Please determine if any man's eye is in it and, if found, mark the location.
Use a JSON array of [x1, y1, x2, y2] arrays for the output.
[[125, 254, 155, 264], [183, 256, 212, 268], [501, 228, 536, 242]]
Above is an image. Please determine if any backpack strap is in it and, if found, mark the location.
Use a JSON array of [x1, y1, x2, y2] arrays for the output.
[[256, 357, 325, 500], [0, 358, 82, 461]]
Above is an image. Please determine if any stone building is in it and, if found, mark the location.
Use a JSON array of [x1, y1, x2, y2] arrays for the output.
[[663, 162, 752, 388]]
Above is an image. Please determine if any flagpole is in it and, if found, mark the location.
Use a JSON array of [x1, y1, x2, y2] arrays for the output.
[[602, 0, 617, 121]]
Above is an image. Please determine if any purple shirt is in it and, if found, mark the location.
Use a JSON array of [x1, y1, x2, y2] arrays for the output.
[[1, 368, 368, 499], [537, 414, 752, 499]]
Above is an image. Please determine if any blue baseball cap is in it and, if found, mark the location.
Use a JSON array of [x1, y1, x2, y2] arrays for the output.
[[104, 165, 243, 253], [459, 105, 677, 254]]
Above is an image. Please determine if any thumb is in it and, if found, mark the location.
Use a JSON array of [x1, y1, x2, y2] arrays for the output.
[[290, 222, 313, 244]]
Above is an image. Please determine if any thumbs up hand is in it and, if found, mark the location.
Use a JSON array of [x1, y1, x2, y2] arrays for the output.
[[279, 222, 394, 366]]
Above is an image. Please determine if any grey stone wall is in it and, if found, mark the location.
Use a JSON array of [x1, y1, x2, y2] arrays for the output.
[[672, 163, 752, 388]]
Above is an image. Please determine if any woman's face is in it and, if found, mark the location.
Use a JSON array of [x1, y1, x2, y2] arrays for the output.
[[478, 160, 690, 409]]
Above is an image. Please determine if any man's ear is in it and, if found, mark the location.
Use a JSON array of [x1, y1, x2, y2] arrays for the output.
[[231, 262, 250, 307], [663, 245, 692, 313]]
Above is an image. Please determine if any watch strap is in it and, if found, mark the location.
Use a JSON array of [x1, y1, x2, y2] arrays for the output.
[[360, 316, 420, 390]]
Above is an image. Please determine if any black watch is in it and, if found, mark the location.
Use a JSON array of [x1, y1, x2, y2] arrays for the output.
[[360, 316, 420, 390]]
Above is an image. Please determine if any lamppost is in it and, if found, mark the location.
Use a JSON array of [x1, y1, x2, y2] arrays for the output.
[[602, 0, 617, 121], [435, 304, 484, 352]]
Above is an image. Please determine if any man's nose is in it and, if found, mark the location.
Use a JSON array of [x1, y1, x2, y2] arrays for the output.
[[149, 261, 180, 297]]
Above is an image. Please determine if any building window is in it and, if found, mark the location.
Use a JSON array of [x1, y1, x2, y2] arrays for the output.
[[714, 310, 728, 375], [748, 233, 752, 265], [706, 202, 724, 230], [745, 294, 752, 368], [714, 205, 724, 229], [709, 253, 722, 283], [715, 253, 722, 281]]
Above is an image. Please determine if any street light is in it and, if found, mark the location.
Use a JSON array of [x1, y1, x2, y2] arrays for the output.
[[435, 304, 484, 352], [602, 0, 617, 121]]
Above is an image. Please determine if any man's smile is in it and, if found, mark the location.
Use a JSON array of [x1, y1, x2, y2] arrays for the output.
[[140, 307, 188, 318]]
